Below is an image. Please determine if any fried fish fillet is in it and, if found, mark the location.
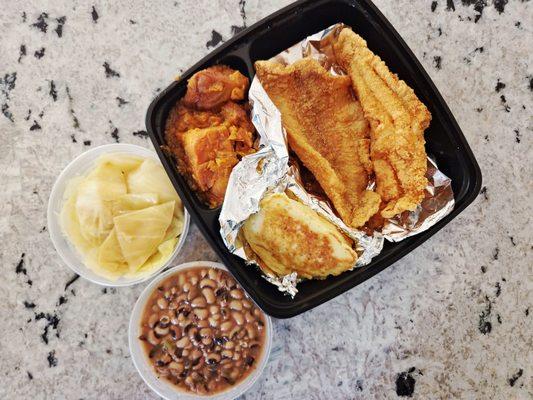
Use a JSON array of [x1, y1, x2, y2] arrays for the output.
[[334, 28, 431, 218], [242, 193, 357, 279], [255, 58, 381, 227]]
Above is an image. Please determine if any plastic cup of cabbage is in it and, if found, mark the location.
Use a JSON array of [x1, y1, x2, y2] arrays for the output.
[[129, 261, 273, 400], [47, 143, 190, 287]]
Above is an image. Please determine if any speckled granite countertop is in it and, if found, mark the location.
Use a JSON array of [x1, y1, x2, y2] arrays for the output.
[[1, 0, 531, 398]]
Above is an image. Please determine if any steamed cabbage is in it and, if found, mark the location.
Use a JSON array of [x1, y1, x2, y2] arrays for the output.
[[60, 154, 184, 281], [114, 201, 174, 272], [127, 159, 182, 210], [75, 162, 127, 245], [97, 153, 144, 172], [125, 237, 178, 279], [112, 193, 159, 215]]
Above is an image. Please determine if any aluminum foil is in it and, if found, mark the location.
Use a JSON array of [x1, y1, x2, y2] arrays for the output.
[[219, 23, 454, 296]]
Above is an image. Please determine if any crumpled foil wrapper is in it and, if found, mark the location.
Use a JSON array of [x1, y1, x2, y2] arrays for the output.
[[219, 23, 455, 296]]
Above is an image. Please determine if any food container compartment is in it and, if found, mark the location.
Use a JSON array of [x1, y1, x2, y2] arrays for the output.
[[145, 0, 482, 318]]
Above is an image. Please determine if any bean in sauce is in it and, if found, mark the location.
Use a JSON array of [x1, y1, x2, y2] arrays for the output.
[[139, 267, 266, 395]]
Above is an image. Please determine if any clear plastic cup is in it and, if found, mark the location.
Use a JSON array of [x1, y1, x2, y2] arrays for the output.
[[47, 143, 190, 287], [129, 261, 273, 400]]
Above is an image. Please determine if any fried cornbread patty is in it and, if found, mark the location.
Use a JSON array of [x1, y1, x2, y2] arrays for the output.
[[242, 193, 357, 279]]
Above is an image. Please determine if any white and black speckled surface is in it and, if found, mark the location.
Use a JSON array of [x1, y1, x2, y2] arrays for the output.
[[1, 0, 532, 399]]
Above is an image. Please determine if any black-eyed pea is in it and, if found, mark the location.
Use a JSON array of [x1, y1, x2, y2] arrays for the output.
[[232, 352, 241, 361], [200, 278, 216, 289], [191, 296, 207, 308], [221, 349, 233, 359], [206, 352, 221, 365], [208, 317, 218, 327], [220, 358, 231, 365], [242, 299, 252, 309], [192, 357, 204, 370], [190, 349, 202, 360], [176, 336, 190, 348], [154, 324, 169, 337], [232, 312, 244, 325], [168, 361, 184, 374], [148, 314, 159, 328], [193, 308, 209, 320], [190, 275, 199, 285], [159, 315, 170, 327], [185, 375, 194, 387], [224, 341, 235, 350], [230, 289, 243, 300], [209, 305, 220, 315], [157, 297, 168, 309], [202, 288, 216, 304], [229, 300, 242, 311], [244, 311, 254, 323], [200, 269, 208, 278], [178, 317, 192, 328], [182, 282, 191, 293], [200, 327, 212, 337], [220, 321, 233, 332], [202, 337, 213, 346], [197, 319, 209, 328], [156, 367, 170, 377], [188, 327, 199, 342], [187, 288, 199, 302], [246, 325, 256, 339], [208, 268, 218, 280], [229, 326, 241, 339], [147, 330, 160, 346]]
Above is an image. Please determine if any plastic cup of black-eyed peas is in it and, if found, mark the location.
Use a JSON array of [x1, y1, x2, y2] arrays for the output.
[[129, 261, 273, 400]]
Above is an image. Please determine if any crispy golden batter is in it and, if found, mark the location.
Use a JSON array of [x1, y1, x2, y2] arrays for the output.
[[255, 58, 381, 227], [334, 28, 431, 218], [242, 193, 357, 279]]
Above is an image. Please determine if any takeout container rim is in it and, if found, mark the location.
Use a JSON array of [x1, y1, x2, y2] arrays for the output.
[[128, 261, 273, 400], [144, 0, 482, 318], [47, 143, 191, 287]]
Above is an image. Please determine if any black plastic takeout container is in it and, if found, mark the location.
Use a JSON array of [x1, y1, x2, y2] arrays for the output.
[[146, 0, 482, 318]]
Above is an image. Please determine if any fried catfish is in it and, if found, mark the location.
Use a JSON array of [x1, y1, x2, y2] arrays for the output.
[[255, 58, 381, 227], [334, 28, 431, 218]]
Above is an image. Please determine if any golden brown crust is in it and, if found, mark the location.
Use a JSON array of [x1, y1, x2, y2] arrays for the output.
[[334, 28, 431, 218], [242, 193, 357, 279], [255, 58, 381, 227]]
